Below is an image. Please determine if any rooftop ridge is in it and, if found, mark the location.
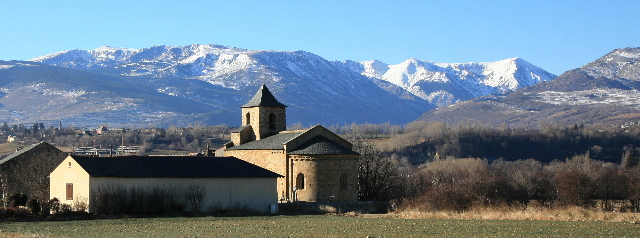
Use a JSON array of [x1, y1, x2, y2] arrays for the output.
[[241, 84, 287, 108]]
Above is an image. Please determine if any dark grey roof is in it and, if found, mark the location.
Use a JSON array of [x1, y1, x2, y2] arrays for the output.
[[72, 156, 282, 178], [241, 85, 287, 108], [288, 136, 359, 155], [230, 125, 250, 133], [0, 142, 62, 166], [226, 132, 302, 150]]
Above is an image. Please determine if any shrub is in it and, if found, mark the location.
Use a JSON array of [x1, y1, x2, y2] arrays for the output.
[[26, 199, 41, 215], [186, 185, 205, 212], [60, 204, 72, 215], [90, 185, 190, 215], [8, 192, 28, 207], [0, 206, 32, 218], [73, 197, 88, 212], [39, 199, 50, 216], [49, 198, 61, 214]]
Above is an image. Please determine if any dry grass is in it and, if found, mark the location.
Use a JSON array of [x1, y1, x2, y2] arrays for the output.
[[0, 143, 23, 157], [607, 112, 640, 120], [398, 205, 640, 222], [0, 233, 52, 238]]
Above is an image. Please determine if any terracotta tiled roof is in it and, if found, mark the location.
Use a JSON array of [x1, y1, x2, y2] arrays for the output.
[[71, 155, 282, 178]]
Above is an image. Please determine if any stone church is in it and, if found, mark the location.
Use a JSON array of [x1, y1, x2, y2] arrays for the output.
[[223, 85, 360, 202]]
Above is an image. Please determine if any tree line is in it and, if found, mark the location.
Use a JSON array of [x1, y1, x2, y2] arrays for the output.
[[356, 140, 640, 211], [353, 120, 640, 212], [382, 120, 640, 164]]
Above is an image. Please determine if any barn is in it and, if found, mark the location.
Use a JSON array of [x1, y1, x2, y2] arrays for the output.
[[50, 155, 282, 213]]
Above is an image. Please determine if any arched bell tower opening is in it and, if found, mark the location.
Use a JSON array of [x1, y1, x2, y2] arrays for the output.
[[268, 113, 276, 130]]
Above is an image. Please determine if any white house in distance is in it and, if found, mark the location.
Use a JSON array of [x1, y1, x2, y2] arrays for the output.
[[50, 155, 282, 213]]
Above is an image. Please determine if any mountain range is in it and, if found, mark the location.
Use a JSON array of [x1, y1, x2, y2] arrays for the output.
[[2, 44, 557, 127], [419, 47, 640, 127]]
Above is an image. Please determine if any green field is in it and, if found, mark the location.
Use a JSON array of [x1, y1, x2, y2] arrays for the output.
[[1, 215, 638, 237]]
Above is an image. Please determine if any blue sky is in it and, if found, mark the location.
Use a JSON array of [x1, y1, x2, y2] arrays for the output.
[[1, 0, 638, 75]]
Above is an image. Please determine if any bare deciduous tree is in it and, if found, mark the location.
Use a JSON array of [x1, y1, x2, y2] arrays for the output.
[[354, 140, 404, 201]]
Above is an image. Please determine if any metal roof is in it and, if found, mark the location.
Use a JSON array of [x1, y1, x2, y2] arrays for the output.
[[71, 155, 282, 178]]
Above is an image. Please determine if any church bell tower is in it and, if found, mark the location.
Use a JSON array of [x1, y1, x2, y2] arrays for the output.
[[241, 85, 287, 140]]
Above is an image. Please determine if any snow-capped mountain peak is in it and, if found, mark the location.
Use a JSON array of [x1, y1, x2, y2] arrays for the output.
[[26, 44, 557, 126], [338, 57, 556, 107], [582, 47, 640, 81]]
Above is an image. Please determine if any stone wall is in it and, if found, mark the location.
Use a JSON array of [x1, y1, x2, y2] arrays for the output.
[[242, 106, 286, 140], [291, 155, 359, 202]]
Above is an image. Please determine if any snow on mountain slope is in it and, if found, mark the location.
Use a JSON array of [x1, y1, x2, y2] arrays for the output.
[[338, 60, 389, 79], [36, 45, 555, 110], [29, 44, 560, 125], [418, 47, 640, 128], [30, 46, 432, 125], [338, 57, 556, 107], [582, 47, 640, 81], [33, 44, 261, 87]]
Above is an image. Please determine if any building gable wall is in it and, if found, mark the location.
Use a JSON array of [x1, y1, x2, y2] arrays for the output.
[[284, 126, 353, 152], [49, 156, 91, 207]]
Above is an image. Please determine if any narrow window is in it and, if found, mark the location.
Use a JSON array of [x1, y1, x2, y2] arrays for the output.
[[68, 162, 71, 168], [268, 113, 276, 130], [66, 183, 73, 200], [245, 113, 251, 126], [296, 173, 305, 190], [340, 174, 348, 191]]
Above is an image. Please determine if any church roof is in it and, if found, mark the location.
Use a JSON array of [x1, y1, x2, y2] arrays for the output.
[[241, 84, 287, 108], [226, 132, 303, 150], [288, 136, 359, 155], [230, 125, 250, 133], [71, 155, 282, 178]]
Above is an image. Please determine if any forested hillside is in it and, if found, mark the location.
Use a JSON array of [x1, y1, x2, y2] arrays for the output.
[[380, 121, 640, 165]]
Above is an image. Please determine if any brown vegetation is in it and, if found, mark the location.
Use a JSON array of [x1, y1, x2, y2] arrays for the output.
[[398, 205, 640, 222]]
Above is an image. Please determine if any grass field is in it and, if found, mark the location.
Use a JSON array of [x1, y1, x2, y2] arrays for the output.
[[1, 215, 638, 237]]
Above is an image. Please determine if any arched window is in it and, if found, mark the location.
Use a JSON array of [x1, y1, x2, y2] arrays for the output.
[[340, 174, 348, 191], [245, 112, 251, 126], [296, 173, 305, 190], [268, 113, 276, 130]]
